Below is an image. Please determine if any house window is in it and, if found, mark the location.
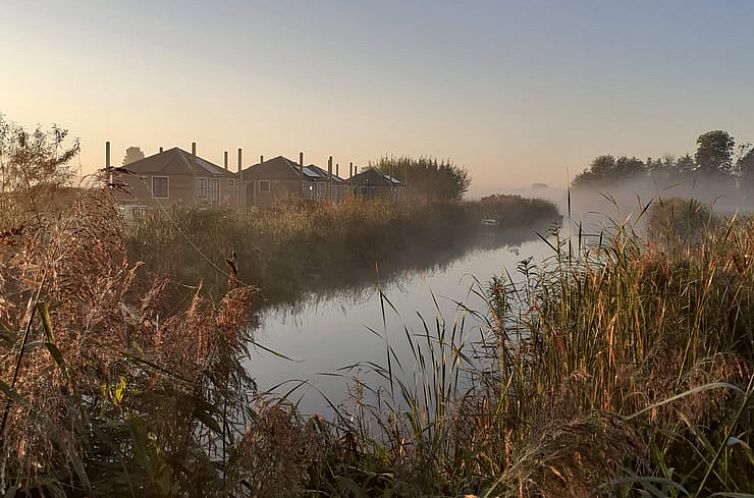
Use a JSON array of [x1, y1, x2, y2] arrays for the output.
[[152, 176, 169, 199], [259, 180, 271, 193], [228, 179, 236, 187], [196, 178, 208, 198], [210, 179, 220, 204]]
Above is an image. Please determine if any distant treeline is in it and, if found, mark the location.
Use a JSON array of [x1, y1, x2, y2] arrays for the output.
[[573, 130, 754, 188]]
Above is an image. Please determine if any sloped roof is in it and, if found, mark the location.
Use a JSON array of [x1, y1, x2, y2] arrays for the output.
[[347, 167, 402, 186], [241, 156, 304, 180], [116, 147, 232, 177], [301, 165, 321, 179], [304, 164, 346, 183]]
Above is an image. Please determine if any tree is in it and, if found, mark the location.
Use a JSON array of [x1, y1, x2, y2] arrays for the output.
[[695, 130, 734, 175], [122, 146, 145, 165], [375, 156, 470, 202], [572, 155, 647, 188], [675, 154, 696, 174], [737, 146, 754, 185], [0, 113, 79, 193]]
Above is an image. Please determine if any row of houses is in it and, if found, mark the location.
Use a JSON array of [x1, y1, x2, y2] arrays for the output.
[[112, 144, 404, 210]]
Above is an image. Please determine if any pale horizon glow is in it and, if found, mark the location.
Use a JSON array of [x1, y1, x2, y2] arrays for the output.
[[3, 0, 754, 196]]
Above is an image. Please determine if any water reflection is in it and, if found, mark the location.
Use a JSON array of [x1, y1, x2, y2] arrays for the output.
[[244, 233, 558, 416]]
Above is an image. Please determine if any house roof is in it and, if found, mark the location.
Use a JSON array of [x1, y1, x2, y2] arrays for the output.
[[301, 165, 321, 179], [116, 147, 232, 177], [241, 156, 304, 180], [304, 164, 346, 183], [347, 167, 402, 186]]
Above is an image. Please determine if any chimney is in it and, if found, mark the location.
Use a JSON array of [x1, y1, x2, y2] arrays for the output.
[[159, 146, 163, 154], [260, 155, 264, 164], [336, 163, 339, 178], [354, 165, 358, 175], [105, 141, 111, 187], [192, 142, 197, 156], [349, 162, 353, 178], [224, 151, 229, 170]]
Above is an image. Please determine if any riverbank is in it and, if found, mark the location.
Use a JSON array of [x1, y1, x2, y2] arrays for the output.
[[252, 201, 754, 496], [3, 191, 752, 496], [123, 196, 561, 307]]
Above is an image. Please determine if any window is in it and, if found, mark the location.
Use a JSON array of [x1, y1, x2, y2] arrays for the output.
[[359, 186, 369, 198], [152, 176, 169, 199], [259, 180, 271, 193], [210, 179, 220, 204], [228, 179, 236, 187], [196, 178, 208, 198]]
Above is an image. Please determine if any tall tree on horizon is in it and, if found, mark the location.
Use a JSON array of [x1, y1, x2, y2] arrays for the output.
[[695, 130, 735, 175], [122, 146, 145, 165]]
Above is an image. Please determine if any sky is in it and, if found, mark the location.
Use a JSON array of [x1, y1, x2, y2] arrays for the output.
[[2, 0, 754, 195]]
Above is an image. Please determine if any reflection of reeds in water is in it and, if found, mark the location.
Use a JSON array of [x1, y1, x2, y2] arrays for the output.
[[257, 226, 553, 328]]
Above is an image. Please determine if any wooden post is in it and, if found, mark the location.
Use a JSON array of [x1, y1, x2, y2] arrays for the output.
[[328, 156, 333, 203], [105, 141, 112, 188], [237, 148, 243, 209]]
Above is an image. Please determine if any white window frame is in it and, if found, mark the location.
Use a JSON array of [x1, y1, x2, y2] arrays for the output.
[[152, 176, 169, 199], [259, 180, 271, 193]]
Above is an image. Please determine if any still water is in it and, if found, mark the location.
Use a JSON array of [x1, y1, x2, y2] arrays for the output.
[[245, 235, 556, 416]]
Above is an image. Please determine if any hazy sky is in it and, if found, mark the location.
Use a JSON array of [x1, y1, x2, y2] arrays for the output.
[[3, 0, 754, 195]]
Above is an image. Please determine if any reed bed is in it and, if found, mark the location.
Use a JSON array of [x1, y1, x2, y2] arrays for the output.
[[123, 197, 560, 306], [2, 185, 752, 497], [278, 201, 754, 497]]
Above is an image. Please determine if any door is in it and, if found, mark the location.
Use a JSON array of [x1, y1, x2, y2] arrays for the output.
[[210, 179, 220, 205]]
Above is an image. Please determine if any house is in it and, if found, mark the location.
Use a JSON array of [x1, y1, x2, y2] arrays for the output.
[[113, 146, 238, 209], [240, 156, 348, 207], [240, 156, 311, 208], [347, 167, 404, 202], [304, 164, 347, 203]]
